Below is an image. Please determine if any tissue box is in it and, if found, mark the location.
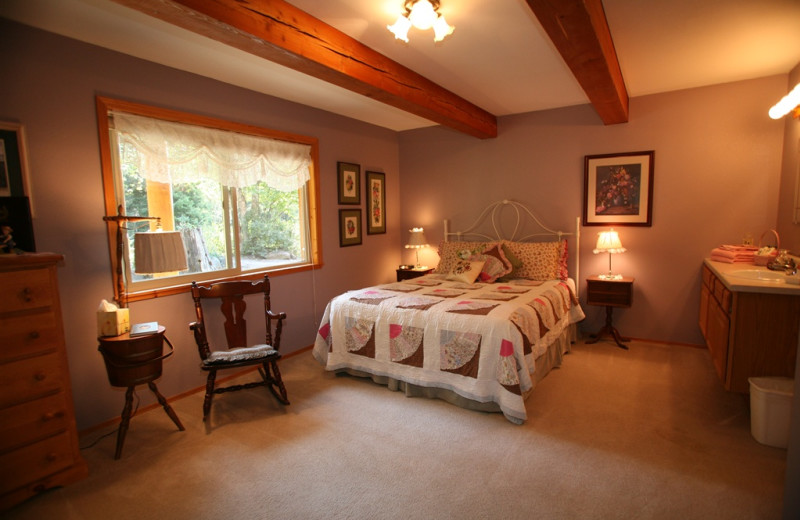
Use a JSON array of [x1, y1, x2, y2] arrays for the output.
[[97, 308, 130, 337]]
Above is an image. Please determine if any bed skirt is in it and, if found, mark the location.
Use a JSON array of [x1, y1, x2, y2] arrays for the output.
[[333, 323, 578, 424]]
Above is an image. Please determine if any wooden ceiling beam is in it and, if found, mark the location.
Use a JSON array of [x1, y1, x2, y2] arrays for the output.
[[110, 0, 497, 139], [525, 0, 629, 124]]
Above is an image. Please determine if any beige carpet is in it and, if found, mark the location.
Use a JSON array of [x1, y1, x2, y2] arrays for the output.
[[5, 340, 787, 519]]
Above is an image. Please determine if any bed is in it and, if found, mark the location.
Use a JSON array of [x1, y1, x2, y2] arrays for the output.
[[312, 200, 585, 424]]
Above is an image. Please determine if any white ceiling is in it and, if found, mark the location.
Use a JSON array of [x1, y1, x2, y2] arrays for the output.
[[2, 0, 800, 132]]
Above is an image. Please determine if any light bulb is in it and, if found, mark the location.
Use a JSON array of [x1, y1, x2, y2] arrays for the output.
[[409, 0, 436, 30]]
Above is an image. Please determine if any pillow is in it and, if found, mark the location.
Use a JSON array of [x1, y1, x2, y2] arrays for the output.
[[497, 243, 523, 282], [435, 241, 492, 274], [502, 240, 568, 281], [472, 243, 513, 283], [446, 258, 486, 283]]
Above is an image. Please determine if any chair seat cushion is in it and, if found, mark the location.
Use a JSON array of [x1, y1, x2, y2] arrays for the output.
[[204, 344, 278, 365]]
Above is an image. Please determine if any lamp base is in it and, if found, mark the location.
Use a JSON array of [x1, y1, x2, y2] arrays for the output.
[[598, 273, 623, 280]]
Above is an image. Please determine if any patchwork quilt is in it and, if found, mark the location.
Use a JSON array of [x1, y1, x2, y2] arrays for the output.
[[312, 274, 585, 423]]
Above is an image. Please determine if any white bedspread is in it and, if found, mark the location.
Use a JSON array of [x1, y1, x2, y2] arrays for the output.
[[313, 274, 584, 423]]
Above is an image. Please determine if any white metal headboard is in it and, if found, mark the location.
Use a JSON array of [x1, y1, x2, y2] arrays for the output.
[[443, 199, 580, 295]]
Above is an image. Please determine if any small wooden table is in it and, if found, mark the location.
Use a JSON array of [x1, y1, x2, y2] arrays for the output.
[[585, 276, 634, 349], [97, 326, 184, 459], [396, 266, 434, 281]]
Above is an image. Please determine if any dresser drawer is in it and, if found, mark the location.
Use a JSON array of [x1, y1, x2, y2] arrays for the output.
[[0, 392, 71, 453], [0, 311, 60, 362], [0, 268, 54, 314], [0, 353, 64, 409], [0, 431, 75, 495]]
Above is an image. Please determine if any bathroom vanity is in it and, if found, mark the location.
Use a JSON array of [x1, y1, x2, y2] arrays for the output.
[[700, 259, 800, 393]]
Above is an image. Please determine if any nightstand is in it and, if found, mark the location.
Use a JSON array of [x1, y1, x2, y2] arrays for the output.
[[396, 266, 434, 281], [585, 276, 634, 349], [97, 327, 184, 459]]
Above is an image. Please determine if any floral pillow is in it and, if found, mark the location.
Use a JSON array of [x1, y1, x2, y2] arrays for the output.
[[470, 243, 513, 283], [447, 259, 486, 283], [502, 240, 568, 281], [435, 241, 492, 274]]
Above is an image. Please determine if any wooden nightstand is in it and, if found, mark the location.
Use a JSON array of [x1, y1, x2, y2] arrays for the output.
[[396, 266, 434, 281], [585, 275, 634, 349]]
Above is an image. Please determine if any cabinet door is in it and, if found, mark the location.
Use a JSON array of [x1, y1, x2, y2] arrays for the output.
[[706, 297, 730, 385], [699, 283, 710, 338]]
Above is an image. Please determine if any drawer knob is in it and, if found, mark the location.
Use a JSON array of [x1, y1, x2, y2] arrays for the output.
[[29, 330, 41, 340], [34, 372, 47, 381], [45, 452, 58, 462], [42, 410, 64, 422], [23, 287, 34, 302]]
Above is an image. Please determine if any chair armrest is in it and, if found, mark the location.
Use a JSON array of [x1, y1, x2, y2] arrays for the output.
[[189, 321, 211, 360], [267, 310, 287, 320]]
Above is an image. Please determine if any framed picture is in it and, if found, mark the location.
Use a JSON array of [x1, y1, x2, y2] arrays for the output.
[[339, 209, 362, 247], [337, 162, 361, 205], [0, 122, 33, 215], [365, 171, 386, 235], [0, 197, 35, 253], [583, 150, 654, 226]]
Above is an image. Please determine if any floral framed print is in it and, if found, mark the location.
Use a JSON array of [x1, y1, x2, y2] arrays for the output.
[[337, 162, 360, 205], [339, 209, 362, 247], [365, 171, 386, 235], [583, 150, 654, 226]]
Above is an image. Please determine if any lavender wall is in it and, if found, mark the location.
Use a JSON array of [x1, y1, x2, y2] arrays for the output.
[[0, 19, 402, 429], [398, 76, 787, 345]]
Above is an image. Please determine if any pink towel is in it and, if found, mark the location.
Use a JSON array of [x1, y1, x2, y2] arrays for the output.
[[710, 245, 755, 264]]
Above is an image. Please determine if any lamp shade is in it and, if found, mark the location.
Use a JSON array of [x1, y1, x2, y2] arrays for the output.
[[134, 231, 188, 274], [405, 227, 428, 249], [593, 230, 626, 254]]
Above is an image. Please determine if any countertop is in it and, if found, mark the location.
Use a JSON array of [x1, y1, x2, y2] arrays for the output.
[[704, 258, 800, 295]]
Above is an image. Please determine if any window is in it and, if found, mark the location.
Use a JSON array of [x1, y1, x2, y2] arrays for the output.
[[97, 97, 321, 304]]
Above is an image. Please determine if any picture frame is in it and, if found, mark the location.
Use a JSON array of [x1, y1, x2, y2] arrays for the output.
[[365, 171, 386, 235], [337, 162, 361, 205], [583, 150, 654, 226], [339, 209, 362, 247], [0, 122, 33, 215], [0, 196, 36, 253]]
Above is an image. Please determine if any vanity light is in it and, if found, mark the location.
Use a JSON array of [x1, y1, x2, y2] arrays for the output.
[[388, 0, 455, 43], [593, 229, 626, 280], [405, 227, 429, 268], [769, 82, 800, 119]]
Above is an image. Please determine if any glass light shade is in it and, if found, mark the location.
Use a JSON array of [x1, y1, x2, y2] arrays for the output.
[[387, 14, 411, 42], [769, 83, 800, 120], [433, 15, 454, 42], [134, 231, 188, 274], [409, 0, 437, 29]]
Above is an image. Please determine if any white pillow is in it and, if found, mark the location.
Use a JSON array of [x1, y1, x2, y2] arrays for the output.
[[446, 259, 486, 283]]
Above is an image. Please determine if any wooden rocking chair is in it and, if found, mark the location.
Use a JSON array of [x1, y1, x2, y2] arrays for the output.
[[189, 275, 289, 420]]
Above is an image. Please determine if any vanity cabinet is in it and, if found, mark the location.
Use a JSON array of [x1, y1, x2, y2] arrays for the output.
[[0, 254, 87, 510], [699, 262, 800, 393]]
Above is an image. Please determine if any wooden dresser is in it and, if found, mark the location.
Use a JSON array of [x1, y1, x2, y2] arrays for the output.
[[0, 253, 88, 510]]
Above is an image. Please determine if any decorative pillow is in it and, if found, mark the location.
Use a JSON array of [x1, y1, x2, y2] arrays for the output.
[[204, 344, 277, 365], [447, 259, 486, 283], [497, 243, 523, 282], [472, 243, 513, 283], [502, 240, 568, 281], [435, 240, 492, 274]]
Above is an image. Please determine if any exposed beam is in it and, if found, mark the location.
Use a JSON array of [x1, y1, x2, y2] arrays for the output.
[[525, 0, 629, 125], [110, 0, 497, 139]]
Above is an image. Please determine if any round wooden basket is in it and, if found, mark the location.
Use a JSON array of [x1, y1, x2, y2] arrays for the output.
[[754, 229, 780, 266]]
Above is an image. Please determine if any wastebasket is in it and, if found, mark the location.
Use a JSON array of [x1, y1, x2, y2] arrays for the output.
[[749, 376, 794, 449]]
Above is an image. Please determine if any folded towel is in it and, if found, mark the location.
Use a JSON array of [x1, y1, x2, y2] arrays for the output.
[[719, 244, 758, 252], [711, 247, 754, 260]]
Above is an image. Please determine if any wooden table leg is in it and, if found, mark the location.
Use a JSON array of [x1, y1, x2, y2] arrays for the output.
[[585, 306, 630, 350], [114, 386, 135, 460], [147, 382, 185, 431]]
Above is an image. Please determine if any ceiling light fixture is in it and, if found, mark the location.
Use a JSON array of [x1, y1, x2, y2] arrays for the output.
[[388, 0, 454, 43], [769, 82, 800, 120]]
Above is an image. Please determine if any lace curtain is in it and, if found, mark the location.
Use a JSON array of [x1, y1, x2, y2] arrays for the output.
[[111, 111, 311, 192]]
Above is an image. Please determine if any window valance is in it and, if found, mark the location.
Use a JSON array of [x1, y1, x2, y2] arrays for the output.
[[111, 111, 311, 192]]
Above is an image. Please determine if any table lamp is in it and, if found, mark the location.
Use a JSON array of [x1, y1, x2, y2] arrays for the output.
[[405, 227, 428, 268], [593, 229, 626, 280]]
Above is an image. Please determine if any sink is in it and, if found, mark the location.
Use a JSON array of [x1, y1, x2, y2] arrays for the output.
[[728, 269, 787, 283]]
